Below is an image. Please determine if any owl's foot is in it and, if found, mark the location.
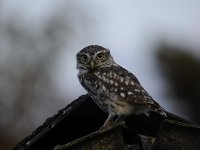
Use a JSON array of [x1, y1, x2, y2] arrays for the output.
[[99, 114, 127, 131], [115, 115, 126, 123], [99, 113, 115, 131], [99, 121, 126, 132], [99, 121, 115, 131]]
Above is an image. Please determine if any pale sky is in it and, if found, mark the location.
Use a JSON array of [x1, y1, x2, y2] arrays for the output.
[[2, 0, 200, 120], [53, 0, 200, 119]]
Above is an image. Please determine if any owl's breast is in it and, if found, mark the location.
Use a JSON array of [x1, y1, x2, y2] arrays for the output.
[[78, 71, 112, 112], [78, 69, 147, 115]]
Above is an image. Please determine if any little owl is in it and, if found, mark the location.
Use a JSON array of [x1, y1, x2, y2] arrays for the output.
[[76, 45, 167, 129]]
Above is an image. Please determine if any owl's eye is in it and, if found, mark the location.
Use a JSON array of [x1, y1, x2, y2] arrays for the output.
[[81, 55, 89, 62], [97, 53, 104, 60]]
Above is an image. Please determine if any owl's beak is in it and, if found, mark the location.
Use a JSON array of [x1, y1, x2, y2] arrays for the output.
[[90, 61, 95, 69]]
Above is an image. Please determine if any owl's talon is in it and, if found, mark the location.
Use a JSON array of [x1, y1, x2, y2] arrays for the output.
[[99, 121, 126, 132], [99, 122, 115, 131]]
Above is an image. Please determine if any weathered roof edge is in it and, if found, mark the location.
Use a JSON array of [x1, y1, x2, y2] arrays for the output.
[[13, 94, 197, 150], [13, 94, 90, 149], [53, 122, 125, 150]]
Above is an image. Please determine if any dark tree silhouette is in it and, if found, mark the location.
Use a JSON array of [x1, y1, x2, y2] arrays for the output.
[[156, 44, 200, 124], [0, 2, 94, 150]]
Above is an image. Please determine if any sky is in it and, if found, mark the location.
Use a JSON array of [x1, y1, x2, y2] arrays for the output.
[[1, 0, 200, 121], [52, 0, 200, 119]]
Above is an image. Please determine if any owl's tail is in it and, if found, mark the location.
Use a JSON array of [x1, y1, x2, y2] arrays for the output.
[[147, 104, 167, 118]]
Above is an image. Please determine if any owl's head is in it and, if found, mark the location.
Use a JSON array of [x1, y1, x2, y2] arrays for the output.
[[76, 45, 116, 71]]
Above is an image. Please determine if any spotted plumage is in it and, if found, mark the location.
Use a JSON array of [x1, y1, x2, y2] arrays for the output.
[[76, 45, 167, 129]]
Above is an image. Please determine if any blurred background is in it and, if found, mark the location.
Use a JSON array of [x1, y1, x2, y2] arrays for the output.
[[0, 0, 200, 149]]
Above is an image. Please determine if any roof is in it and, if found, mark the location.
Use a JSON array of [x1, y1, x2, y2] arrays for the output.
[[13, 94, 200, 150]]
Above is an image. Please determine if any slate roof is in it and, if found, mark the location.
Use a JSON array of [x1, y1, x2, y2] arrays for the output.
[[13, 94, 200, 150]]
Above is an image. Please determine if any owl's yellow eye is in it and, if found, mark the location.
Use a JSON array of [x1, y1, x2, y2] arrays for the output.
[[97, 53, 104, 60], [81, 55, 89, 62]]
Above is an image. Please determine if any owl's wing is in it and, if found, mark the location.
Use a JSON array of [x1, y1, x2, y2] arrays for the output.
[[111, 65, 166, 117]]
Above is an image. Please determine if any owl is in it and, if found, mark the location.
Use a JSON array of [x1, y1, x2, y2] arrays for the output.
[[76, 45, 167, 129]]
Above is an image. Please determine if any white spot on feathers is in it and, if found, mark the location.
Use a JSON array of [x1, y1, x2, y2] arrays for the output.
[[120, 93, 125, 98]]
